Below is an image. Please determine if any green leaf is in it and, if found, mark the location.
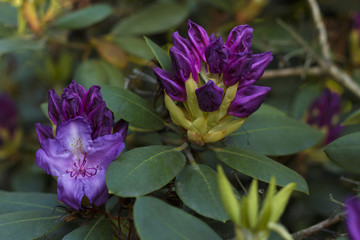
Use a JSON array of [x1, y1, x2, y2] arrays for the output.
[[106, 145, 186, 197], [101, 86, 164, 130], [0, 37, 44, 55], [342, 109, 360, 125], [54, 4, 112, 29], [175, 164, 229, 222], [0, 210, 64, 240], [111, 2, 189, 36], [144, 37, 172, 72], [63, 217, 112, 240], [324, 132, 360, 173], [0, 190, 65, 214], [226, 109, 324, 156], [134, 197, 221, 240], [212, 147, 309, 194], [74, 59, 124, 90], [0, 2, 17, 26], [113, 37, 154, 60]]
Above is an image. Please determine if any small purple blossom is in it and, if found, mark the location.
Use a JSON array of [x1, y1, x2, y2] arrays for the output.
[[307, 89, 342, 144], [345, 197, 360, 240], [195, 81, 224, 112], [0, 93, 18, 145], [36, 82, 128, 210]]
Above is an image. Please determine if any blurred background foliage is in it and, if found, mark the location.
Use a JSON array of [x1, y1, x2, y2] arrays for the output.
[[1, 0, 360, 239]]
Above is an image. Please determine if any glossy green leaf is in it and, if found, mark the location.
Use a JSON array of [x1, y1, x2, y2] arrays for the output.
[[113, 37, 154, 60], [212, 147, 309, 194], [226, 109, 324, 156], [74, 59, 124, 90], [324, 132, 360, 173], [106, 145, 186, 197], [144, 37, 172, 72], [101, 86, 164, 130], [0, 37, 44, 55], [175, 164, 228, 222], [0, 210, 64, 240], [54, 4, 112, 29], [0, 190, 65, 214], [63, 217, 112, 240], [134, 197, 221, 240], [111, 2, 189, 36]]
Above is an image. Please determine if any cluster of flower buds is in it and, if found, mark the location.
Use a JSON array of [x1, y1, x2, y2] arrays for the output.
[[218, 166, 295, 240], [36, 81, 128, 210], [0, 93, 22, 159], [306, 89, 342, 145], [346, 197, 360, 240], [154, 20, 272, 145]]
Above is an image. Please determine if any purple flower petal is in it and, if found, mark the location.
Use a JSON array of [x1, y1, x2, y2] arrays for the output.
[[154, 67, 186, 102], [223, 52, 252, 87], [346, 197, 360, 240], [225, 25, 253, 54], [62, 81, 86, 100], [228, 85, 270, 118], [82, 170, 109, 206], [35, 139, 72, 177], [114, 119, 129, 138], [86, 129, 125, 169], [188, 20, 210, 62], [0, 93, 17, 134], [245, 51, 273, 83], [87, 102, 113, 139], [57, 175, 85, 210], [325, 124, 343, 145], [56, 117, 93, 154], [35, 123, 54, 145], [205, 36, 231, 74], [170, 47, 196, 82], [195, 80, 224, 112], [173, 32, 201, 73], [84, 85, 103, 115], [48, 90, 62, 125]]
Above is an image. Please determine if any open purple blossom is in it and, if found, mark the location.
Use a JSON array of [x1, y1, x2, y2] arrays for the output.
[[36, 82, 128, 210], [307, 89, 342, 144], [345, 197, 360, 240], [153, 20, 272, 144]]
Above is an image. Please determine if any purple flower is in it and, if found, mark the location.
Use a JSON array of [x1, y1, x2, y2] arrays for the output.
[[228, 85, 271, 118], [345, 197, 360, 240], [195, 81, 224, 112], [36, 81, 128, 209], [154, 20, 272, 144], [307, 89, 342, 144], [36, 117, 126, 210]]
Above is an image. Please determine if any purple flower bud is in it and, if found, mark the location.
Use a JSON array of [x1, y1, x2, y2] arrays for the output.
[[223, 52, 252, 87], [346, 197, 360, 240], [154, 67, 186, 102], [195, 80, 224, 112], [188, 20, 210, 62], [35, 123, 54, 145], [205, 36, 231, 74], [228, 85, 270, 118], [173, 32, 201, 73], [245, 51, 273, 84], [170, 47, 197, 82], [48, 89, 62, 124], [225, 25, 253, 54]]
